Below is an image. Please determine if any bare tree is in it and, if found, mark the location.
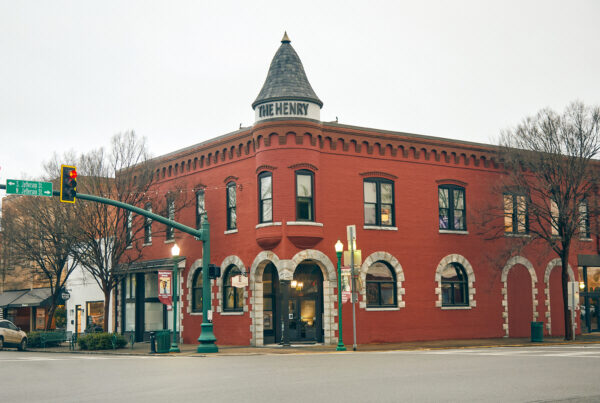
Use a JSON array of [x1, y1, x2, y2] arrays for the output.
[[1, 193, 81, 329], [495, 102, 600, 340], [72, 131, 191, 332]]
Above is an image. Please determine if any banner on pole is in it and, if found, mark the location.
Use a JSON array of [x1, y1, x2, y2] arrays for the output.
[[158, 270, 173, 309]]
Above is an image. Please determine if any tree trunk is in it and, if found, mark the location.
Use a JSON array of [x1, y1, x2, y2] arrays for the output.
[[45, 303, 56, 331], [561, 249, 573, 341], [103, 288, 112, 332]]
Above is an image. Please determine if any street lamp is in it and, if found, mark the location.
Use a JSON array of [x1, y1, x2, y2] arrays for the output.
[[170, 243, 181, 353], [335, 240, 346, 351]]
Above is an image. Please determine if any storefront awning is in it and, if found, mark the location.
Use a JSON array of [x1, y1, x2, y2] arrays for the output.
[[578, 254, 600, 267], [0, 288, 53, 308], [115, 257, 186, 274]]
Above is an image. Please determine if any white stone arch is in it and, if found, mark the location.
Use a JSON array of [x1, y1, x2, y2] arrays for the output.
[[543, 258, 575, 335], [500, 256, 538, 337], [216, 255, 247, 315], [249, 251, 282, 346], [289, 249, 337, 346], [434, 254, 476, 309], [359, 251, 406, 310]]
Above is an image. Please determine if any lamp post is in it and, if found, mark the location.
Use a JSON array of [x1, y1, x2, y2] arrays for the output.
[[170, 244, 181, 353], [335, 240, 347, 351]]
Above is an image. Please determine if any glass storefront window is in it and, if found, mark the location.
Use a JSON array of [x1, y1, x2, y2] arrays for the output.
[[86, 301, 104, 328], [145, 272, 158, 298], [125, 303, 135, 331], [144, 302, 163, 331], [587, 267, 600, 293]]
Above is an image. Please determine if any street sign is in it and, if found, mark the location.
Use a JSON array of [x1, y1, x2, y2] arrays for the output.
[[61, 291, 70, 301], [6, 179, 53, 197]]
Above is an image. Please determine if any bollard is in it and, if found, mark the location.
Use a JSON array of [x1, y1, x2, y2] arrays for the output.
[[149, 331, 156, 354]]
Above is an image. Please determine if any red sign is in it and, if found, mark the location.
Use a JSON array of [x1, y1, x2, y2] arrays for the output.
[[158, 270, 173, 310]]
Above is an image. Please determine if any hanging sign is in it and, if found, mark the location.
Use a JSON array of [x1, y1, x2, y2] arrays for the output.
[[232, 274, 248, 288], [342, 267, 352, 303], [158, 270, 173, 309]]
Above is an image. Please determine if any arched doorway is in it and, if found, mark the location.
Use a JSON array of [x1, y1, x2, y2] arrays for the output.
[[289, 262, 324, 343], [507, 264, 534, 337]]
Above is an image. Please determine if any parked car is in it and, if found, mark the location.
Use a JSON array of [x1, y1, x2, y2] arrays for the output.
[[0, 319, 27, 351]]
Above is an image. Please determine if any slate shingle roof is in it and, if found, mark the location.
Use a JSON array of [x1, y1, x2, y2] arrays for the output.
[[252, 33, 323, 108]]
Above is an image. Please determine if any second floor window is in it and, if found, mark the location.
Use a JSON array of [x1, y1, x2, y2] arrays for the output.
[[125, 211, 132, 246], [551, 199, 559, 236], [364, 178, 394, 226], [504, 193, 528, 234], [259, 172, 273, 223], [227, 182, 237, 230], [144, 203, 152, 244], [579, 200, 590, 238], [439, 185, 466, 231], [166, 197, 175, 240], [296, 170, 314, 221], [196, 190, 205, 229]]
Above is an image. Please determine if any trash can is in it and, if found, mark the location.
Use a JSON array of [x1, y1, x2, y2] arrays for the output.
[[531, 321, 544, 342], [155, 330, 172, 353]]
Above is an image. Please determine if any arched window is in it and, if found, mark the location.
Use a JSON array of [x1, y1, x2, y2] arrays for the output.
[[192, 269, 203, 313], [441, 263, 468, 306], [366, 261, 396, 307], [223, 265, 244, 311]]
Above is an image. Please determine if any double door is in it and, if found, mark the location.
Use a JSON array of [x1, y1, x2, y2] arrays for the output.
[[288, 297, 319, 342]]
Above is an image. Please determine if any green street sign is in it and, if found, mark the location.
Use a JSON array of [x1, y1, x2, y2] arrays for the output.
[[6, 179, 53, 197]]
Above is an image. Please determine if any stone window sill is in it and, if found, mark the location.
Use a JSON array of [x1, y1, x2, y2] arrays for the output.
[[143, 242, 152, 247], [286, 221, 323, 227], [363, 225, 398, 231], [164, 239, 175, 244], [224, 229, 238, 235], [504, 233, 531, 238], [441, 306, 472, 310], [580, 237, 593, 242], [220, 311, 244, 316], [365, 307, 400, 311], [256, 222, 282, 229], [439, 229, 468, 235]]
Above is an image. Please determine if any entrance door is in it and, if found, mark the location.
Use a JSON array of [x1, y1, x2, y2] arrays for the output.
[[263, 264, 279, 344], [289, 264, 323, 343], [582, 295, 600, 332]]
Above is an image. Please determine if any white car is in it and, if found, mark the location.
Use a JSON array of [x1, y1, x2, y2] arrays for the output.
[[0, 319, 27, 351]]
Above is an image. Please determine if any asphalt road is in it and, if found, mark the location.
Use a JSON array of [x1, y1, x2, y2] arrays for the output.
[[2, 345, 600, 402]]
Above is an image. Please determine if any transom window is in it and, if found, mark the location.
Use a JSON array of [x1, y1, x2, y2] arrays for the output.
[[144, 203, 152, 244], [296, 170, 314, 221], [438, 185, 466, 230], [366, 261, 396, 307], [192, 268, 203, 313], [195, 189, 205, 230], [227, 182, 237, 230], [364, 178, 394, 226], [441, 263, 468, 306], [259, 172, 273, 223], [223, 265, 244, 311], [504, 193, 528, 234]]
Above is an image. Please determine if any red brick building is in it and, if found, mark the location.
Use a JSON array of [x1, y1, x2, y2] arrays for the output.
[[117, 33, 599, 346]]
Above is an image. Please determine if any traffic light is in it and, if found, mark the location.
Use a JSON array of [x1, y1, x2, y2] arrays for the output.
[[60, 165, 77, 203], [208, 264, 221, 279]]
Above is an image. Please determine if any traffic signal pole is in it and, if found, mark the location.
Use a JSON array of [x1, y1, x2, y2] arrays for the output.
[[0, 183, 219, 353]]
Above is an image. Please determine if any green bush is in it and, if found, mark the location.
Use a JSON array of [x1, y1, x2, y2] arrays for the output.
[[77, 332, 127, 350], [26, 331, 64, 348], [54, 307, 67, 329]]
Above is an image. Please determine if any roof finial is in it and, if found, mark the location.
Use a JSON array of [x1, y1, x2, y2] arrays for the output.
[[281, 31, 291, 43]]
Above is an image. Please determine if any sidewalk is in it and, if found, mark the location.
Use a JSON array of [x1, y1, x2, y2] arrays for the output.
[[25, 333, 600, 357]]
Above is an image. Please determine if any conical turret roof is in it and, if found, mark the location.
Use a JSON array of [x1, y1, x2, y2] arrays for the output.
[[252, 32, 323, 108]]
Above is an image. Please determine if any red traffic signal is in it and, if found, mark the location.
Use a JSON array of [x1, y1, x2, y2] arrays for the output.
[[60, 165, 77, 203]]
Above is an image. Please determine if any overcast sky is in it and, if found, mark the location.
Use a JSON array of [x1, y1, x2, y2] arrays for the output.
[[1, 0, 599, 188]]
